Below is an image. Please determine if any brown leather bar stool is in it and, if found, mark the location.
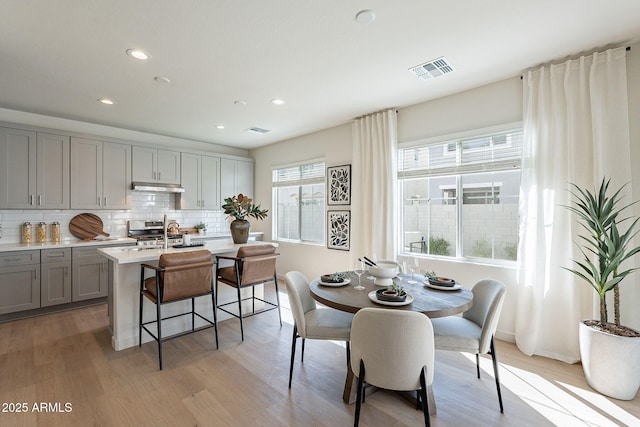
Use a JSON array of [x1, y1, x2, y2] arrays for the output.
[[215, 245, 281, 341], [139, 250, 218, 370]]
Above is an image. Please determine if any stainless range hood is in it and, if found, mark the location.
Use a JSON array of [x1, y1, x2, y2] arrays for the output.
[[131, 182, 185, 193]]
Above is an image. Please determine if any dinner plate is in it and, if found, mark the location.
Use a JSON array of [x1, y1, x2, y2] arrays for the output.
[[368, 290, 414, 306], [425, 282, 462, 291], [318, 278, 351, 287]]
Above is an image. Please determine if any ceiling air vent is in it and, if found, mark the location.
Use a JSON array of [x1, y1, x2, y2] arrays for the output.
[[409, 57, 455, 80], [245, 126, 270, 134]]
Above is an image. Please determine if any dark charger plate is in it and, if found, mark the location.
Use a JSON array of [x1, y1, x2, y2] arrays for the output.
[[376, 288, 407, 302], [428, 277, 456, 287]]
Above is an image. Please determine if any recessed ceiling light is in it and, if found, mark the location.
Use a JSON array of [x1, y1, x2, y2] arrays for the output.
[[154, 76, 171, 84], [98, 98, 115, 105], [270, 99, 286, 105], [215, 125, 225, 129], [126, 48, 150, 60], [234, 100, 247, 106], [355, 10, 375, 24]]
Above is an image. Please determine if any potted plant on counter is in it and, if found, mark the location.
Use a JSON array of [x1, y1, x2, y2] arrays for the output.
[[564, 178, 640, 400], [194, 222, 207, 235], [222, 193, 268, 244]]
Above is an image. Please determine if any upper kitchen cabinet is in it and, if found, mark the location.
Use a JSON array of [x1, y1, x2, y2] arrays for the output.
[[179, 153, 220, 210], [0, 127, 69, 209], [132, 146, 180, 184], [71, 138, 131, 209], [220, 158, 254, 199]]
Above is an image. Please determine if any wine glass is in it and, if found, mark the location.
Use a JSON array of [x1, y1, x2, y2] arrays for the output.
[[353, 259, 366, 290], [407, 257, 419, 284]]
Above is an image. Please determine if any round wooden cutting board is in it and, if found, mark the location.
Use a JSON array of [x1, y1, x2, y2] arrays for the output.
[[69, 213, 110, 240]]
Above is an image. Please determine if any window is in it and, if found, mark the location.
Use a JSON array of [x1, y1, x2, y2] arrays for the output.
[[399, 127, 522, 262], [272, 161, 325, 244]]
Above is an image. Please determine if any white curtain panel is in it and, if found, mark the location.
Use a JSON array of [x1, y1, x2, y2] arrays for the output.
[[351, 110, 398, 261], [516, 47, 631, 363]]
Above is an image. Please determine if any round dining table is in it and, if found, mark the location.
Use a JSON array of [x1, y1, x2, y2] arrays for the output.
[[309, 273, 473, 317], [309, 273, 473, 409]]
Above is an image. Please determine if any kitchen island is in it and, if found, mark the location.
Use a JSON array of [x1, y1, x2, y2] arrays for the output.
[[98, 240, 277, 351]]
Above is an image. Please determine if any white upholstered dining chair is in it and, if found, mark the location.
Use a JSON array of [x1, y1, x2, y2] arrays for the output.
[[430, 278, 506, 413], [350, 307, 435, 427], [284, 271, 354, 388]]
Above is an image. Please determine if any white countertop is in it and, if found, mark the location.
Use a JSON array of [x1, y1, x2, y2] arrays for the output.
[[0, 237, 137, 253], [98, 240, 276, 264]]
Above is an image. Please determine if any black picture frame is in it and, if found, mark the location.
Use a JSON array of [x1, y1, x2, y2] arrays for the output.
[[327, 210, 351, 251], [327, 164, 351, 205]]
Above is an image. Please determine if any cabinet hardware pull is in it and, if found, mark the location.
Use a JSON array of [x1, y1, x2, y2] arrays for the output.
[[65, 266, 68, 276], [104, 197, 107, 206], [158, 171, 161, 180], [98, 196, 101, 206], [48, 253, 64, 258], [153, 171, 157, 180], [38, 195, 42, 205], [30, 195, 34, 205]]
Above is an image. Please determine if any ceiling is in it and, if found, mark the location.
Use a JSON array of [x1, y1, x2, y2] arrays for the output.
[[2, 1, 640, 150]]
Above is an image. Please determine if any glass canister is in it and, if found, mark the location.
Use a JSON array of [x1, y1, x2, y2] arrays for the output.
[[22, 222, 33, 244], [51, 221, 61, 243], [37, 222, 47, 243]]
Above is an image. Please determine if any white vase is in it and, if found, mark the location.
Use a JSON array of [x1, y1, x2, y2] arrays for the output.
[[579, 321, 640, 400]]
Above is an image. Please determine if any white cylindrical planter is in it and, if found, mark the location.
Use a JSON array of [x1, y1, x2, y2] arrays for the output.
[[579, 321, 640, 400]]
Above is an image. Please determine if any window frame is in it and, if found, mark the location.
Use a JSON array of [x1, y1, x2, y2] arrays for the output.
[[271, 159, 326, 245], [398, 122, 522, 265]]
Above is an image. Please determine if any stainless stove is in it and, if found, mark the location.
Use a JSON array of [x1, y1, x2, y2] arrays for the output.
[[127, 219, 183, 247]]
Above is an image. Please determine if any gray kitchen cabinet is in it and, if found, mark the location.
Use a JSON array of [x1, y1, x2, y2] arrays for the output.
[[71, 137, 131, 209], [179, 153, 220, 210], [40, 248, 72, 307], [220, 158, 254, 199], [0, 250, 40, 314], [0, 127, 69, 209], [72, 247, 108, 301], [132, 145, 180, 184]]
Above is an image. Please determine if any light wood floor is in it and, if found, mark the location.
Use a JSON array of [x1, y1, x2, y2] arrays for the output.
[[1, 285, 639, 426]]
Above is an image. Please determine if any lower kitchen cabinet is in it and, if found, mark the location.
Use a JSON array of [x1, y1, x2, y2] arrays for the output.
[[72, 247, 108, 301], [0, 250, 40, 315], [41, 248, 72, 307]]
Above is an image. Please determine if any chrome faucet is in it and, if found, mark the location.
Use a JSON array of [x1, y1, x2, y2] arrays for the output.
[[163, 214, 168, 249]]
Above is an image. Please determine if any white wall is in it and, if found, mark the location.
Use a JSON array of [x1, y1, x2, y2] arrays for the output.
[[251, 76, 524, 341], [251, 44, 640, 340]]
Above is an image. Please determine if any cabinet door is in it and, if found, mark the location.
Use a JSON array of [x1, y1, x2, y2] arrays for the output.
[[236, 160, 254, 197], [0, 127, 37, 208], [157, 149, 181, 184], [72, 256, 108, 301], [36, 133, 70, 209], [132, 146, 157, 182], [41, 261, 72, 307], [201, 155, 220, 209], [0, 264, 40, 314], [180, 153, 201, 210], [220, 158, 236, 199], [103, 142, 131, 209], [71, 137, 103, 209]]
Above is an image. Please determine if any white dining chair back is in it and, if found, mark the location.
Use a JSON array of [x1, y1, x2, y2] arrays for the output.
[[431, 278, 506, 413], [285, 271, 317, 338], [463, 278, 506, 353], [284, 271, 353, 389], [350, 307, 435, 426]]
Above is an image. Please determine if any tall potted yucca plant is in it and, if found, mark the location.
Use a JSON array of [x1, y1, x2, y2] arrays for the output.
[[565, 178, 640, 400]]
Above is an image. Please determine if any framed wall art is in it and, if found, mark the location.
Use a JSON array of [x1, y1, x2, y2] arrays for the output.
[[327, 210, 351, 251], [327, 164, 351, 205]]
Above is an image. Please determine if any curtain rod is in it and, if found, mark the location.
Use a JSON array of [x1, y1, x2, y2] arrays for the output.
[[520, 46, 632, 79]]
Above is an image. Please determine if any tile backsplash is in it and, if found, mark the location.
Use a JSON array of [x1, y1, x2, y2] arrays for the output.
[[0, 192, 229, 243]]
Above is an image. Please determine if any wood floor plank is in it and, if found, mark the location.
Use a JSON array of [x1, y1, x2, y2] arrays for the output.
[[0, 284, 639, 426]]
